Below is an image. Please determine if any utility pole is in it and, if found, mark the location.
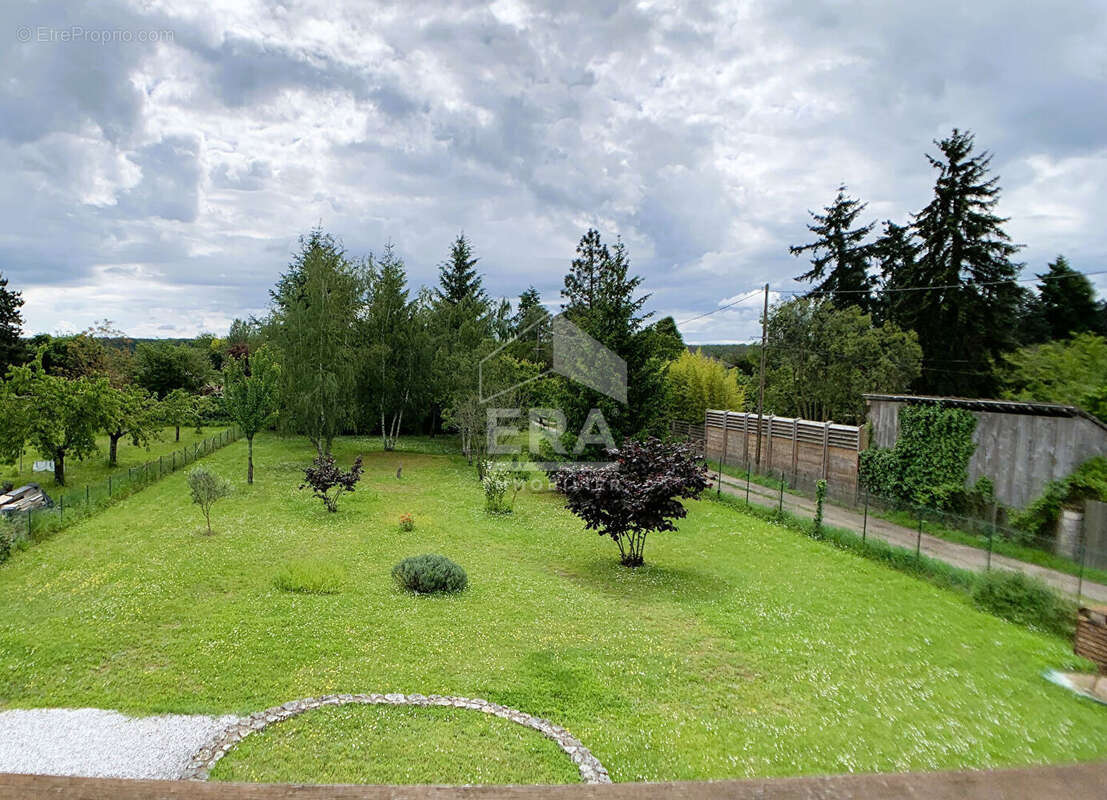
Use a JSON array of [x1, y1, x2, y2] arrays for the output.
[[754, 282, 769, 469]]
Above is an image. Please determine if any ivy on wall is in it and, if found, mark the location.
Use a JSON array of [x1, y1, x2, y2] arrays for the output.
[[859, 404, 979, 509], [1012, 457, 1107, 539]]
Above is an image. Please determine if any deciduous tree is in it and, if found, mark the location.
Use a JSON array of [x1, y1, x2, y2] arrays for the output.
[[222, 345, 280, 483], [363, 245, 431, 450], [104, 384, 159, 466], [268, 228, 363, 456], [554, 437, 709, 567], [762, 296, 922, 424], [666, 349, 745, 423], [0, 357, 115, 485]]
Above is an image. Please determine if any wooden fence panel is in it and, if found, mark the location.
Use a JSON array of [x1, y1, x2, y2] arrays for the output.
[[701, 410, 862, 486]]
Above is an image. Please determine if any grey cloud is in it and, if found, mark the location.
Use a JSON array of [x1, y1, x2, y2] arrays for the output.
[[0, 0, 1104, 341]]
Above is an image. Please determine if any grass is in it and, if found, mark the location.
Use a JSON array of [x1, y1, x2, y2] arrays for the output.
[[879, 508, 1107, 588], [0, 425, 232, 491], [0, 432, 1106, 783], [209, 704, 580, 784], [708, 458, 1107, 588], [274, 559, 345, 595]]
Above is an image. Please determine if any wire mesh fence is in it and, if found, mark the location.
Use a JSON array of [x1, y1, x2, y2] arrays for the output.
[[675, 420, 1107, 602], [1, 425, 240, 554]]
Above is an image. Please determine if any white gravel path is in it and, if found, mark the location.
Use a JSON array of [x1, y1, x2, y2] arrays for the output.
[[0, 708, 240, 780]]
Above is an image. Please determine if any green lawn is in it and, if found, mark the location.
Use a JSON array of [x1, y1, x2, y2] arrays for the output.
[[210, 704, 580, 784], [0, 433, 1105, 784], [0, 425, 232, 491]]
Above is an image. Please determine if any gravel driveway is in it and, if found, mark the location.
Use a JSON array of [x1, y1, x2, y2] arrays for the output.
[[0, 708, 239, 779]]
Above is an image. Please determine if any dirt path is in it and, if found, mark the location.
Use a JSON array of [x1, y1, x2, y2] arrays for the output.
[[715, 474, 1107, 604]]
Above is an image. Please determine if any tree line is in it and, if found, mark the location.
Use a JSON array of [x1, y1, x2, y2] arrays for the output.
[[748, 127, 1107, 424], [0, 226, 743, 483]]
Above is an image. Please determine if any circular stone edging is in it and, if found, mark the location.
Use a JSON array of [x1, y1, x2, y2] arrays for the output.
[[182, 693, 611, 785]]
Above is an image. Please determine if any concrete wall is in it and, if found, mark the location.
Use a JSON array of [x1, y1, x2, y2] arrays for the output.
[[867, 399, 1107, 508]]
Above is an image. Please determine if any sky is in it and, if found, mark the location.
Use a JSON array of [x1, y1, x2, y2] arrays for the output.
[[3, 0, 1106, 344]]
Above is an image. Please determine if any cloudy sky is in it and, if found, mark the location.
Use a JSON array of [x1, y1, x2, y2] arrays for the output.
[[3, 0, 1106, 343]]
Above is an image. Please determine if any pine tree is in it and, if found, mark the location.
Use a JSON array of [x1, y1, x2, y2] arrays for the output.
[[559, 229, 669, 444], [1037, 255, 1099, 339], [562, 229, 648, 343], [0, 273, 25, 375], [870, 220, 918, 326], [789, 185, 876, 312], [508, 286, 550, 363], [436, 233, 485, 307], [907, 129, 1022, 396]]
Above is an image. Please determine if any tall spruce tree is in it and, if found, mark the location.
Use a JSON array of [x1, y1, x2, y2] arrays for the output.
[[1037, 255, 1099, 339], [907, 129, 1022, 396], [0, 273, 25, 374], [870, 220, 918, 326], [430, 234, 494, 437], [789, 185, 876, 312], [268, 228, 363, 456], [559, 229, 670, 444], [436, 233, 485, 307], [508, 286, 550, 363]]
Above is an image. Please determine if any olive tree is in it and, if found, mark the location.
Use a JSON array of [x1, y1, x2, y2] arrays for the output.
[[188, 466, 232, 535]]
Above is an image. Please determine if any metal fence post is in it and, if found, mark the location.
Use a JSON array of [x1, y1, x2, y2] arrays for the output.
[[745, 466, 751, 505], [777, 471, 784, 514], [108, 475, 112, 497], [862, 492, 869, 543], [85, 485, 89, 506], [159, 456, 163, 476], [1078, 528, 1087, 601], [916, 509, 923, 561]]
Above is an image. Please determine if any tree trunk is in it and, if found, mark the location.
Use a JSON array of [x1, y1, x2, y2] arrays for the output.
[[247, 436, 254, 484], [175, 425, 181, 442], [109, 433, 121, 467], [53, 450, 65, 486]]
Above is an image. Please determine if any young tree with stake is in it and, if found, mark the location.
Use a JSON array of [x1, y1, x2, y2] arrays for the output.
[[188, 467, 231, 535]]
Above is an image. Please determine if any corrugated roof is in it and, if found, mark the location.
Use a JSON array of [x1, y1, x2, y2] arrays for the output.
[[863, 393, 1107, 432]]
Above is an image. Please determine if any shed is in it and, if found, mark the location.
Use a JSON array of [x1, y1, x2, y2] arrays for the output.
[[864, 394, 1107, 509]]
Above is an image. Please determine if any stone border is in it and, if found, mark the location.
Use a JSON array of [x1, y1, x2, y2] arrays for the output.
[[182, 693, 611, 784]]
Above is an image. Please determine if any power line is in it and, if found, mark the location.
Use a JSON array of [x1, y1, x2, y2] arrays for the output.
[[675, 266, 1107, 332], [676, 289, 761, 325], [772, 267, 1107, 296]]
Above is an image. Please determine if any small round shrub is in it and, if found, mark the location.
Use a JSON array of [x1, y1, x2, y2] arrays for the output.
[[398, 513, 415, 532], [274, 559, 344, 595], [392, 554, 467, 595], [971, 569, 1075, 638]]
